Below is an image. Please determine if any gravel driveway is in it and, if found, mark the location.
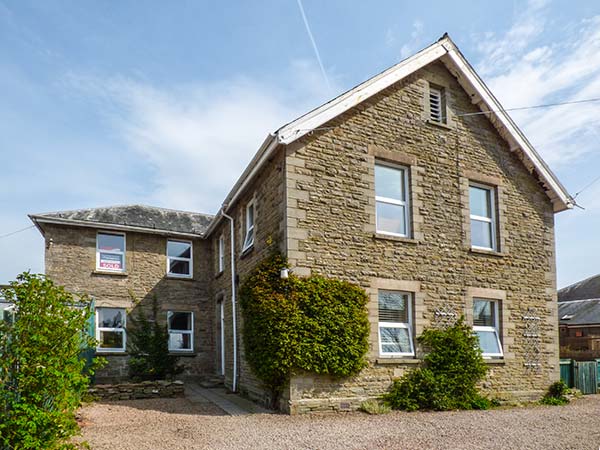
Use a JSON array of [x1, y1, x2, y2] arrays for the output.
[[79, 395, 600, 450]]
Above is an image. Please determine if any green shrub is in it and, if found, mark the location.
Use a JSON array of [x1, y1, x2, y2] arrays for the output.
[[0, 273, 101, 449], [127, 297, 183, 381], [359, 399, 391, 415], [239, 253, 369, 404], [540, 380, 569, 406], [383, 319, 489, 411]]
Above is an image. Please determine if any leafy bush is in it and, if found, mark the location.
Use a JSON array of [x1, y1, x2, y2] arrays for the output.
[[540, 380, 569, 406], [127, 297, 183, 381], [239, 253, 369, 404], [0, 273, 101, 449], [359, 399, 391, 415], [384, 319, 489, 411]]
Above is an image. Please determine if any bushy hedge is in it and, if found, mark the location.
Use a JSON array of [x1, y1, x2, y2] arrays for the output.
[[0, 273, 101, 449], [384, 319, 489, 411], [239, 253, 369, 402]]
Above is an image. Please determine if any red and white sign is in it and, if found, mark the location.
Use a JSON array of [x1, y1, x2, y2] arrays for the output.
[[99, 253, 123, 270]]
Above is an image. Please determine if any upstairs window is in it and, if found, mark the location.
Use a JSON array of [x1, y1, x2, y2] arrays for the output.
[[375, 163, 410, 237], [96, 232, 125, 272], [469, 183, 497, 251], [473, 299, 503, 358], [218, 235, 225, 273], [167, 240, 192, 278], [168, 311, 194, 352], [96, 307, 126, 352], [429, 84, 446, 124], [378, 290, 414, 356], [243, 200, 255, 251]]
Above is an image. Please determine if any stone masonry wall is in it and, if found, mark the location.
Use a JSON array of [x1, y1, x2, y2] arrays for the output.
[[43, 225, 213, 382], [285, 61, 559, 413], [209, 150, 287, 406], [90, 380, 185, 401]]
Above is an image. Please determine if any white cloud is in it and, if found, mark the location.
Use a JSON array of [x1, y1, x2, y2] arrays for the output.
[[400, 20, 425, 59], [66, 60, 338, 214]]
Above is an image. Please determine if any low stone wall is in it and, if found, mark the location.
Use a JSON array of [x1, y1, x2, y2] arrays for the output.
[[90, 380, 185, 401]]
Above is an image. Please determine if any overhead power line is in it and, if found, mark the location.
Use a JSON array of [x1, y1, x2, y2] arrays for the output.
[[457, 97, 600, 117], [0, 225, 35, 240]]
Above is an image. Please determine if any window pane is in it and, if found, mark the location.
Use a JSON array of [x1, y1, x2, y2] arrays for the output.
[[376, 202, 406, 235], [169, 312, 192, 331], [375, 165, 404, 200], [169, 332, 192, 351], [98, 233, 125, 252], [471, 219, 493, 248], [469, 186, 491, 218], [98, 252, 124, 271], [473, 300, 494, 327], [380, 327, 412, 354], [167, 241, 191, 258], [378, 291, 408, 323], [244, 228, 254, 248], [475, 329, 501, 355], [98, 308, 124, 328], [247, 204, 254, 226], [99, 330, 124, 349], [169, 259, 191, 275]]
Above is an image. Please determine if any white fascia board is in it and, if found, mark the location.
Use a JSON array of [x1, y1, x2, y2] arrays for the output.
[[277, 43, 448, 144], [442, 46, 573, 212]]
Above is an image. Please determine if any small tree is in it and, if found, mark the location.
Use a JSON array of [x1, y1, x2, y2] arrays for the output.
[[127, 297, 182, 381], [0, 273, 100, 449], [384, 318, 489, 411]]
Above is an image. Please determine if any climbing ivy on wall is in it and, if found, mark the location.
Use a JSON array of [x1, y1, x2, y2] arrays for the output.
[[239, 253, 369, 403]]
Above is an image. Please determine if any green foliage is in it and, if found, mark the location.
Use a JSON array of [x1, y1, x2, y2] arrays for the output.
[[384, 319, 489, 411], [239, 253, 370, 402], [127, 297, 183, 381], [540, 380, 569, 406], [0, 273, 101, 450], [359, 399, 391, 415]]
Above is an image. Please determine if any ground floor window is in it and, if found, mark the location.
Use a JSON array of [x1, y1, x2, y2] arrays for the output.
[[96, 307, 126, 352], [168, 311, 194, 352], [473, 298, 503, 358], [378, 290, 414, 356]]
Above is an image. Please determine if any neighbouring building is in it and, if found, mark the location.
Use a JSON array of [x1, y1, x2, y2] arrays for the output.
[[558, 274, 600, 360], [29, 34, 574, 413]]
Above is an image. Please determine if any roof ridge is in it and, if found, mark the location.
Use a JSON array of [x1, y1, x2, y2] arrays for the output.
[[31, 204, 214, 218], [558, 273, 600, 293]]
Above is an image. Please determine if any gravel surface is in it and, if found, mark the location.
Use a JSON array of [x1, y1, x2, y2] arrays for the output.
[[79, 395, 600, 450]]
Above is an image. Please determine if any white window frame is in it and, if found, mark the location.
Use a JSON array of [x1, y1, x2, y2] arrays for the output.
[[242, 200, 255, 251], [378, 290, 415, 357], [96, 231, 126, 273], [95, 307, 126, 353], [375, 162, 411, 238], [218, 234, 225, 273], [473, 299, 503, 358], [166, 239, 193, 278], [429, 84, 446, 123], [469, 182, 497, 251], [167, 311, 194, 353]]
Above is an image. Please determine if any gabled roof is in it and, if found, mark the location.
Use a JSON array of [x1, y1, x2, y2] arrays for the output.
[[559, 274, 600, 302], [210, 34, 573, 232], [29, 205, 213, 238], [558, 299, 600, 326]]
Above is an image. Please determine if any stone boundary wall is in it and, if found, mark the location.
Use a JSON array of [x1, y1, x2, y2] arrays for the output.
[[90, 380, 185, 401]]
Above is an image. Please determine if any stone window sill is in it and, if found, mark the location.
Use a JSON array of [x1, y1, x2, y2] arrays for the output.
[[166, 275, 195, 282], [469, 247, 505, 257], [376, 358, 422, 365], [373, 233, 419, 244], [425, 119, 453, 130], [240, 245, 254, 259], [169, 352, 197, 357], [96, 351, 128, 356], [92, 270, 128, 277], [484, 358, 505, 365]]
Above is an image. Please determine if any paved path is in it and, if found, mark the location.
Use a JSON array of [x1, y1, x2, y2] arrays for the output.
[[185, 382, 271, 416]]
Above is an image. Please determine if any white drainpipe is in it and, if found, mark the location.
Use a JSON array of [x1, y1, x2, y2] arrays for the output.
[[221, 207, 238, 392]]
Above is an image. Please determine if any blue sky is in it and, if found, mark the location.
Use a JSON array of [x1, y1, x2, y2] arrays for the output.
[[1, 0, 599, 288]]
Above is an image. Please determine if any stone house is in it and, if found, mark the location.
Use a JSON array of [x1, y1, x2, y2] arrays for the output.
[[29, 35, 573, 413]]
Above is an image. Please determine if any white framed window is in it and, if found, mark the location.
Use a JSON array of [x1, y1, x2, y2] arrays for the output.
[[168, 311, 194, 352], [469, 183, 497, 251], [0, 301, 15, 324], [378, 290, 414, 356], [429, 83, 446, 123], [167, 240, 192, 278], [375, 162, 410, 237], [243, 200, 255, 251], [218, 235, 225, 273], [96, 232, 126, 272], [473, 298, 503, 358], [96, 307, 126, 352]]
